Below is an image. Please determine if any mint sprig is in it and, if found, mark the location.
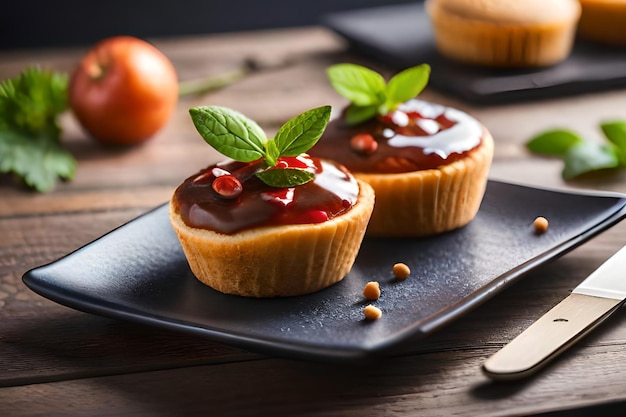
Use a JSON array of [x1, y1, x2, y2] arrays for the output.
[[0, 67, 76, 192], [327, 63, 430, 125], [526, 121, 626, 179], [189, 105, 331, 187]]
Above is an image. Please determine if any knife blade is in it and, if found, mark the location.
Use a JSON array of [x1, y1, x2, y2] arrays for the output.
[[482, 245, 626, 380]]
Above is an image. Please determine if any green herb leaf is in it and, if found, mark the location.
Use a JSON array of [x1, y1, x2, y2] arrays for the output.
[[600, 121, 626, 165], [189, 106, 267, 162], [562, 142, 620, 179], [526, 129, 584, 156], [273, 105, 331, 157], [0, 130, 76, 192], [327, 64, 386, 106], [526, 120, 626, 180], [601, 120, 626, 146], [189, 105, 331, 188], [385, 64, 430, 110], [344, 104, 378, 126], [327, 63, 430, 125], [0, 67, 75, 192], [255, 167, 315, 188]]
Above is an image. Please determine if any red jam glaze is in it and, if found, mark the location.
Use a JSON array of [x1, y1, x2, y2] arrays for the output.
[[309, 99, 483, 174], [173, 155, 359, 234]]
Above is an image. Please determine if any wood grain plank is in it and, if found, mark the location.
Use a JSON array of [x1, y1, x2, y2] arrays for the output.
[[2, 342, 626, 417]]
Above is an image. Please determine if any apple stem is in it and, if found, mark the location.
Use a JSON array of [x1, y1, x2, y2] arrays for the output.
[[178, 59, 258, 97], [177, 57, 290, 97]]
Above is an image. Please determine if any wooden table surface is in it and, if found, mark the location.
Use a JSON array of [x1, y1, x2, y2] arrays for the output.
[[2, 26, 626, 417]]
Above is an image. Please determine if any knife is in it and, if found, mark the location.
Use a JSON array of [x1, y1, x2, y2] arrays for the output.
[[483, 245, 626, 380]]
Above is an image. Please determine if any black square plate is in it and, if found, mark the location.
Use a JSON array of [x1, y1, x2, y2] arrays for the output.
[[23, 181, 626, 361], [322, 3, 626, 105]]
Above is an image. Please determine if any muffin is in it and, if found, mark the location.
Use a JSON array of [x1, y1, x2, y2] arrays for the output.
[[425, 0, 581, 67], [578, 0, 626, 46], [170, 105, 374, 297], [311, 63, 493, 237]]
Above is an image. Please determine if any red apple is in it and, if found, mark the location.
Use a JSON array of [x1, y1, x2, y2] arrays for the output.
[[69, 36, 178, 145]]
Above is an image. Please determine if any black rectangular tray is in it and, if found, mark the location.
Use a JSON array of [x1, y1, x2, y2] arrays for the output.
[[323, 3, 626, 105], [23, 181, 626, 361]]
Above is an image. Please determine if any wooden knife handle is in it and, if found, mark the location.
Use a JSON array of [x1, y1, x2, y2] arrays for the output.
[[483, 293, 624, 380]]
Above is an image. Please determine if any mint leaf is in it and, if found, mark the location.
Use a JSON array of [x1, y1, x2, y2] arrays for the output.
[[526, 129, 585, 156], [601, 120, 626, 146], [600, 121, 626, 165], [273, 105, 331, 157], [386, 64, 430, 110], [327, 64, 386, 106], [189, 105, 331, 188], [189, 106, 267, 162], [562, 142, 619, 179], [0, 67, 75, 192], [527, 121, 626, 180], [345, 104, 378, 126], [327, 63, 430, 125], [255, 167, 314, 188]]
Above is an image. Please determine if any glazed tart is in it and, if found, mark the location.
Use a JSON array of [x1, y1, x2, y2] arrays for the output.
[[425, 0, 581, 67], [312, 99, 493, 237], [170, 105, 374, 297]]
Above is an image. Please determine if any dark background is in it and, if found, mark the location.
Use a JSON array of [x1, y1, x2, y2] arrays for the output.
[[1, 0, 416, 50]]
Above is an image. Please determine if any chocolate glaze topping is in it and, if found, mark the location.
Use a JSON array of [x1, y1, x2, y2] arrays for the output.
[[173, 155, 359, 234], [310, 99, 484, 173]]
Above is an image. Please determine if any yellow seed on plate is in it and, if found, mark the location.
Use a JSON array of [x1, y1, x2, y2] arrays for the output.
[[363, 281, 381, 300], [363, 304, 382, 320], [393, 263, 411, 280], [533, 216, 549, 234]]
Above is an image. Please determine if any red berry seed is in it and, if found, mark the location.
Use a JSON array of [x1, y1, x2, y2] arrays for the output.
[[211, 174, 242, 199], [304, 209, 329, 223], [275, 159, 289, 169], [350, 133, 378, 155]]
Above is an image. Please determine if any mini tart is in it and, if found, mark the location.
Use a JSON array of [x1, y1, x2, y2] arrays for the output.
[[169, 159, 374, 298], [356, 130, 492, 237], [425, 0, 581, 67], [310, 99, 493, 238], [578, 0, 626, 46]]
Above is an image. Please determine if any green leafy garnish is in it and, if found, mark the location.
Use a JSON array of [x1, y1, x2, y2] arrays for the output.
[[255, 167, 315, 188], [327, 63, 431, 125], [189, 105, 267, 163], [526, 129, 584, 156], [526, 121, 626, 179], [189, 105, 331, 187], [601, 121, 626, 166], [0, 67, 76, 192]]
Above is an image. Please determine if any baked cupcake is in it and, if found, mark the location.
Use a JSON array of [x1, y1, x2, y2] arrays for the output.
[[578, 0, 626, 46], [425, 0, 581, 67], [170, 105, 374, 297], [310, 63, 493, 237]]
